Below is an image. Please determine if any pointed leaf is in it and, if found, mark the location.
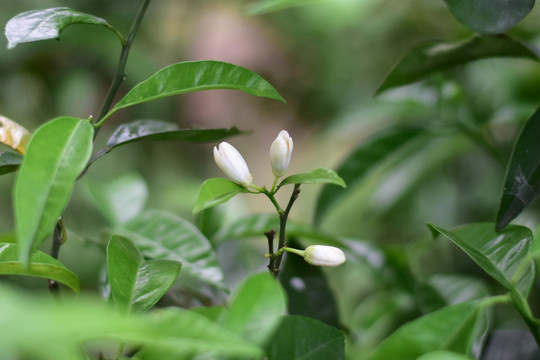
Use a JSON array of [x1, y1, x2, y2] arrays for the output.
[[264, 315, 345, 360], [443, 0, 534, 34], [119, 209, 227, 291], [219, 272, 286, 346], [193, 178, 250, 214], [107, 60, 285, 118], [14, 117, 94, 264], [0, 243, 79, 293], [377, 35, 538, 94], [107, 235, 181, 314], [5, 7, 120, 49], [278, 167, 346, 188], [428, 223, 534, 297], [0, 151, 22, 175], [315, 126, 424, 222], [496, 107, 540, 230]]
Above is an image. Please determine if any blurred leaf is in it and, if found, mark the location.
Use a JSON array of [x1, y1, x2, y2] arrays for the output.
[[315, 127, 425, 223], [107, 235, 181, 314], [278, 167, 346, 188], [246, 0, 323, 15], [279, 239, 340, 327], [14, 117, 93, 265], [496, 107, 540, 230], [0, 243, 80, 293], [377, 35, 538, 94], [0, 151, 22, 175], [443, 0, 535, 34], [191, 306, 226, 322], [264, 315, 345, 360], [366, 300, 482, 360], [107, 60, 285, 118], [193, 178, 250, 215], [87, 173, 148, 225], [219, 272, 286, 346], [428, 223, 534, 298], [417, 351, 474, 360], [5, 7, 121, 49], [119, 209, 227, 291]]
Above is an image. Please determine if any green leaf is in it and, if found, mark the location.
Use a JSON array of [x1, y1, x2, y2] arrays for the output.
[[315, 126, 424, 222], [193, 178, 250, 215], [246, 0, 323, 15], [219, 272, 286, 346], [0, 243, 80, 293], [428, 223, 534, 298], [87, 173, 148, 225], [496, 107, 540, 231], [417, 351, 474, 360], [0, 151, 22, 175], [5, 7, 121, 49], [14, 117, 94, 265], [366, 301, 483, 360], [107, 235, 181, 314], [106, 60, 285, 119], [119, 209, 227, 291], [278, 167, 346, 189], [377, 35, 538, 94], [264, 315, 345, 360], [443, 0, 535, 34]]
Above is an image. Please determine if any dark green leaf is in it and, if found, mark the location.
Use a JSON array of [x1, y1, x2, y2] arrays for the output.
[[278, 167, 346, 188], [106, 61, 285, 119], [264, 315, 345, 360], [496, 107, 540, 230], [0, 243, 79, 293], [5, 7, 121, 49], [107, 235, 181, 314], [428, 223, 534, 297], [14, 117, 94, 265], [119, 209, 227, 291], [443, 0, 534, 34], [366, 301, 482, 360], [193, 178, 250, 214], [219, 272, 286, 346], [377, 35, 538, 94], [0, 151, 22, 175], [315, 127, 425, 222]]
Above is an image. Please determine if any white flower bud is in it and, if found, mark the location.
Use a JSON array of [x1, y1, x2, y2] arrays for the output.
[[214, 142, 253, 187], [304, 245, 346, 267], [0, 115, 31, 154], [270, 130, 293, 177]]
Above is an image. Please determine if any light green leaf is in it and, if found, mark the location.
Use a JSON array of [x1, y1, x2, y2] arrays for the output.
[[14, 117, 94, 265], [0, 243, 79, 293], [428, 223, 534, 298], [278, 167, 346, 189], [107, 235, 181, 314], [219, 272, 286, 346], [193, 178, 250, 214], [5, 7, 122, 49]]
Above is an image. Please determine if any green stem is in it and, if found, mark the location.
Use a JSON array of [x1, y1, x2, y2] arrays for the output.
[[48, 219, 65, 294], [281, 247, 305, 257], [93, 0, 152, 130], [510, 290, 540, 349], [270, 175, 279, 193]]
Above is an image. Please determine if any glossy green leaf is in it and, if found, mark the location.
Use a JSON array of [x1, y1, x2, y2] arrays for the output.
[[5, 7, 121, 49], [107, 235, 181, 314], [443, 0, 534, 34], [14, 117, 94, 265], [496, 107, 540, 230], [119, 209, 227, 291], [278, 167, 346, 189], [193, 178, 250, 214], [264, 315, 345, 360], [0, 243, 79, 293], [315, 126, 424, 222], [87, 173, 148, 225], [219, 272, 286, 346], [106, 60, 285, 119], [0, 151, 22, 175], [417, 351, 474, 360], [377, 35, 538, 94], [366, 300, 482, 360], [428, 223, 534, 297]]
